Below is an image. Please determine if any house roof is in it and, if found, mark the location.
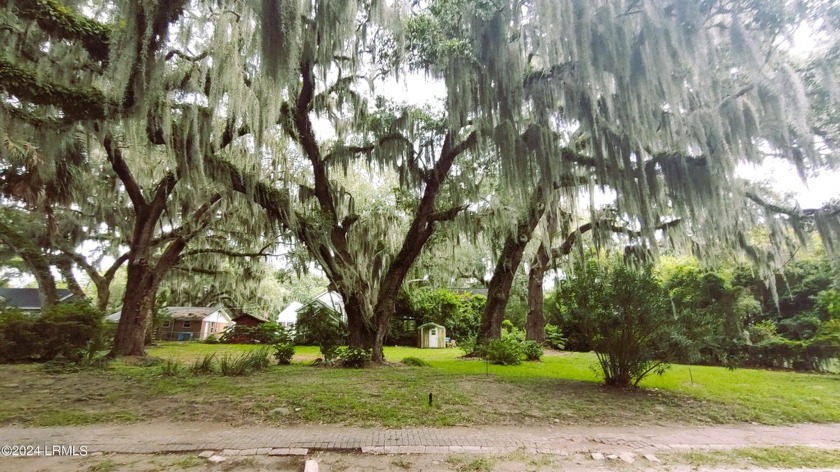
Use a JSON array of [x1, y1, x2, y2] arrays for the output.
[[417, 322, 445, 330], [164, 307, 224, 319], [307, 291, 346, 319], [105, 306, 228, 322], [232, 313, 270, 323], [277, 301, 303, 323], [0, 288, 73, 310], [450, 287, 489, 297]]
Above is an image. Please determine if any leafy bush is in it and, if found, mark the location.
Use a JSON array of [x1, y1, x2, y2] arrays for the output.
[[338, 346, 372, 368], [459, 334, 482, 357], [221, 322, 288, 344], [190, 354, 217, 374], [561, 264, 674, 387], [483, 337, 523, 365], [0, 302, 105, 364], [273, 342, 295, 365], [748, 320, 779, 345], [295, 305, 345, 362], [203, 334, 220, 344], [544, 325, 566, 350], [521, 340, 544, 361], [401, 356, 430, 367]]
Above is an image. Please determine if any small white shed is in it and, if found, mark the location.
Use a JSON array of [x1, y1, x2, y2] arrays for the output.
[[418, 323, 446, 349]]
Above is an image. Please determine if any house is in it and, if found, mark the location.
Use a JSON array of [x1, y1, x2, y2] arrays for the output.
[[0, 288, 74, 312], [277, 301, 303, 331], [304, 291, 347, 321], [231, 312, 270, 327], [450, 287, 489, 297], [418, 322, 446, 348], [106, 306, 232, 341]]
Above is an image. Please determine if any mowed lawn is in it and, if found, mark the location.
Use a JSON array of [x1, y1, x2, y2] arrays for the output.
[[0, 342, 838, 428]]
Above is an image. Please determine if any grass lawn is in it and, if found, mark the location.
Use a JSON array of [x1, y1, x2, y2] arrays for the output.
[[0, 342, 837, 427]]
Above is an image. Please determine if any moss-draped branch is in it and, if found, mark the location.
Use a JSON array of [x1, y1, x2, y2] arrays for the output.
[[0, 0, 112, 62], [0, 57, 113, 120]]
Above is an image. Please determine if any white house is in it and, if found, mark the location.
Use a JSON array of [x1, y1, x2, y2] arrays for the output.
[[277, 301, 303, 330]]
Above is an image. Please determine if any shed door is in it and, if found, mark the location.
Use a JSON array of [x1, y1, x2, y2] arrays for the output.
[[428, 328, 438, 348]]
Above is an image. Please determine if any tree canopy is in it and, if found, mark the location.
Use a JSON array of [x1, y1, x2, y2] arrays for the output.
[[1, 0, 839, 360]]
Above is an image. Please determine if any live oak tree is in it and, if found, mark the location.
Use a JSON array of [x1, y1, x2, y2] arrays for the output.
[[0, 0, 284, 355]]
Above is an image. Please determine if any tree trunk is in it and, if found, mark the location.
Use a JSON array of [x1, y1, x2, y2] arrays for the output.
[[344, 291, 376, 350], [372, 297, 397, 363], [479, 187, 545, 343], [109, 260, 156, 357], [526, 243, 549, 343]]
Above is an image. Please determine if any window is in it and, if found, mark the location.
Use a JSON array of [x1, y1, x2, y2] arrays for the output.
[[430, 329, 436, 336], [183, 320, 191, 328], [162, 320, 171, 328]]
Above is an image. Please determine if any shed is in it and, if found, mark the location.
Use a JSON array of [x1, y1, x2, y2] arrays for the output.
[[231, 313, 269, 327], [417, 323, 446, 349]]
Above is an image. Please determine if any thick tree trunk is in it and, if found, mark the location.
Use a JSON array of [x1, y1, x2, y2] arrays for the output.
[[479, 187, 545, 343], [526, 244, 549, 343], [479, 238, 526, 342], [344, 291, 376, 350], [110, 260, 157, 357]]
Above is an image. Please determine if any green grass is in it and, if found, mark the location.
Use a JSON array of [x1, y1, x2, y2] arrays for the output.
[[0, 343, 837, 427], [671, 446, 840, 469]]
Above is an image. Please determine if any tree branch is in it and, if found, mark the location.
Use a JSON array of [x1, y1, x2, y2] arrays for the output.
[[102, 133, 147, 211], [0, 0, 111, 62], [0, 57, 114, 120]]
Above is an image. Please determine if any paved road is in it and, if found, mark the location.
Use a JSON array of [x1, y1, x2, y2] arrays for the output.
[[1, 422, 839, 456]]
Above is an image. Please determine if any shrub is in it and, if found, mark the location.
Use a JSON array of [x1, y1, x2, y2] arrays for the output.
[[544, 325, 566, 350], [203, 334, 220, 344], [337, 346, 372, 368], [748, 320, 780, 345], [273, 342, 295, 365], [0, 302, 104, 364], [401, 356, 430, 367], [190, 354, 217, 374], [220, 322, 288, 344], [295, 305, 345, 362], [219, 348, 271, 376], [459, 334, 482, 357], [563, 264, 674, 387], [245, 347, 272, 371], [521, 340, 544, 361], [160, 358, 184, 376], [483, 337, 523, 366]]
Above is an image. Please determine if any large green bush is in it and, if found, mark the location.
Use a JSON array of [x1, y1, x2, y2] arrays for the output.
[[483, 337, 524, 365], [560, 264, 674, 387], [295, 305, 346, 362], [221, 321, 289, 344], [337, 346, 372, 368], [0, 302, 104, 363]]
